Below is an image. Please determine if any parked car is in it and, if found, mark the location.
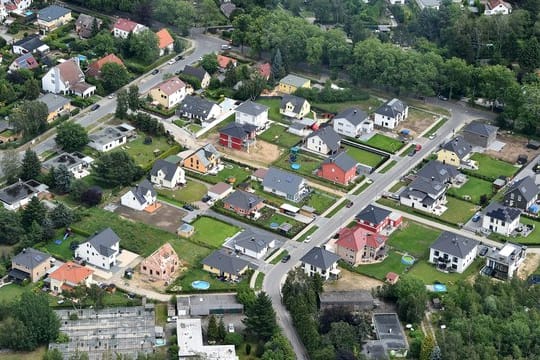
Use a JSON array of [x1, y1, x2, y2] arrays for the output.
[[438, 94, 449, 101], [479, 247, 489, 257], [167, 59, 176, 65], [201, 195, 211, 203], [167, 316, 178, 323], [182, 204, 195, 211], [408, 149, 416, 157], [175, 55, 184, 61], [281, 254, 291, 263], [304, 236, 312, 243], [151, 69, 159, 75], [428, 133, 436, 140], [228, 323, 235, 333], [90, 104, 100, 111], [221, 44, 232, 50], [346, 201, 354, 208], [472, 213, 481, 222]]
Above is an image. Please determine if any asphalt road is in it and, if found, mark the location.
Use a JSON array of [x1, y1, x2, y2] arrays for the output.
[[262, 100, 497, 360]]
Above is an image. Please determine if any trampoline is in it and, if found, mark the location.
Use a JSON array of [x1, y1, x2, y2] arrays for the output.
[[401, 254, 415, 265], [191, 281, 210, 290]]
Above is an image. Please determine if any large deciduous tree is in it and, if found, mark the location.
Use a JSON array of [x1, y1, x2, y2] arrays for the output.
[[0, 150, 21, 185], [200, 53, 219, 74], [100, 62, 130, 92], [9, 100, 48, 138], [92, 151, 143, 187], [127, 30, 159, 65], [115, 88, 129, 119], [55, 122, 89, 152]]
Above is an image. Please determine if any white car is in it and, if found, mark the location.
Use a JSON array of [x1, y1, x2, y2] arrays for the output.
[[167, 316, 178, 323], [167, 59, 176, 65], [228, 323, 235, 333], [304, 236, 312, 243]]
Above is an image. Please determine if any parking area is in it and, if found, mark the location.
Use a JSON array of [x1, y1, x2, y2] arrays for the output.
[[115, 202, 187, 233]]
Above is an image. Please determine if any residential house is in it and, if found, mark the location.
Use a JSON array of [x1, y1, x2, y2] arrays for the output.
[[333, 107, 371, 137], [462, 121, 498, 148], [317, 151, 358, 185], [305, 126, 341, 155], [88, 123, 135, 152], [149, 76, 187, 109], [38, 93, 72, 122], [373, 98, 408, 130], [37, 5, 71, 33], [2, 0, 31, 15], [336, 224, 387, 265], [504, 176, 538, 211], [176, 96, 221, 123], [223, 190, 264, 217], [85, 54, 124, 78], [42, 152, 93, 179], [9, 52, 38, 71], [300, 247, 341, 280], [288, 118, 315, 137], [120, 179, 158, 211], [319, 291, 375, 312], [75, 14, 102, 38], [235, 100, 269, 130], [207, 182, 233, 200], [217, 54, 237, 70], [177, 318, 238, 360], [483, 242, 526, 279], [183, 143, 221, 174], [233, 231, 275, 259], [112, 18, 146, 39], [150, 159, 186, 188], [399, 176, 447, 213], [437, 136, 473, 167], [42, 58, 96, 98], [182, 65, 211, 89], [355, 205, 402, 234], [12, 34, 49, 55], [482, 202, 521, 236], [414, 0, 440, 10], [278, 74, 311, 94], [484, 0, 512, 15], [0, 179, 49, 210], [202, 250, 250, 280], [279, 95, 311, 119], [251, 168, 268, 182], [9, 248, 52, 283], [262, 167, 310, 203], [416, 160, 462, 185], [156, 28, 174, 56], [429, 231, 479, 273], [220, 2, 236, 18], [49, 262, 94, 294], [75, 228, 120, 270], [219, 122, 257, 152], [363, 313, 409, 359], [139, 243, 179, 281], [257, 62, 271, 80]]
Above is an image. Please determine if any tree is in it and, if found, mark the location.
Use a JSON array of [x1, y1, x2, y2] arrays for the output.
[[127, 30, 159, 64], [236, 282, 257, 311], [43, 348, 64, 360], [325, 321, 359, 354], [207, 315, 219, 343], [0, 208, 25, 245], [100, 62, 130, 92], [173, 36, 185, 53], [87, 284, 105, 309], [21, 197, 46, 228], [261, 333, 295, 360], [271, 48, 286, 82], [217, 317, 227, 343], [0, 317, 31, 350], [420, 335, 436, 360], [52, 165, 73, 194], [235, 75, 266, 101], [223, 62, 238, 87], [90, 18, 100, 37], [50, 203, 74, 229], [243, 292, 277, 341], [0, 150, 21, 184], [518, 37, 540, 72], [23, 77, 41, 100], [393, 276, 428, 324], [200, 53, 219, 74], [9, 100, 48, 138], [55, 122, 89, 152], [430, 345, 442, 360], [127, 85, 140, 111], [89, 31, 116, 56], [224, 332, 243, 348], [20, 149, 41, 181], [92, 151, 143, 187], [116, 89, 129, 119], [81, 186, 103, 206], [21, 221, 44, 248]]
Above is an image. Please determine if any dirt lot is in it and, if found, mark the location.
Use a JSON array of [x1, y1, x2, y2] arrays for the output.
[[324, 268, 384, 292], [485, 132, 540, 164], [126, 266, 185, 294], [517, 253, 540, 280], [396, 108, 440, 137], [115, 203, 187, 233]]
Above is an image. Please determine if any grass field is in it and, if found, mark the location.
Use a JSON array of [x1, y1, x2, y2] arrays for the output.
[[311, 98, 384, 114], [342, 145, 386, 168], [407, 258, 483, 285], [258, 124, 301, 148], [379, 160, 397, 174], [123, 134, 174, 168], [365, 134, 404, 153], [274, 152, 322, 178], [447, 177, 494, 205], [255, 98, 282, 122], [0, 284, 25, 303], [387, 221, 441, 258], [259, 208, 305, 236], [215, 163, 252, 184], [157, 180, 208, 204], [356, 251, 408, 280], [0, 347, 46, 360], [440, 197, 477, 225], [174, 268, 238, 292], [470, 153, 519, 179], [306, 191, 337, 214], [39, 231, 87, 261], [191, 216, 240, 248]]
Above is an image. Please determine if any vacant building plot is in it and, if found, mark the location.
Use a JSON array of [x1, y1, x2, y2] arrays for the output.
[[397, 108, 439, 136], [485, 132, 540, 164], [116, 202, 187, 233]]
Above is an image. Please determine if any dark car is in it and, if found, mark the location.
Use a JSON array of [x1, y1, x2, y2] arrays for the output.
[[479, 247, 489, 257], [281, 254, 291, 263], [90, 104, 100, 111], [472, 213, 481, 222], [151, 69, 159, 75], [408, 149, 416, 157], [201, 195, 211, 203], [346, 201, 354, 208], [175, 55, 184, 61], [183, 204, 195, 211]]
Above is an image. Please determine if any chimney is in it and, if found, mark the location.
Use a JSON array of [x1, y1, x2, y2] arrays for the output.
[[431, 176, 435, 181], [353, 110, 357, 114]]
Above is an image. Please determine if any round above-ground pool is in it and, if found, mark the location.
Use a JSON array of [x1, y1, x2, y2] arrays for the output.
[[433, 283, 447, 292], [401, 254, 415, 265], [291, 163, 301, 170], [191, 280, 210, 290], [270, 222, 280, 229]]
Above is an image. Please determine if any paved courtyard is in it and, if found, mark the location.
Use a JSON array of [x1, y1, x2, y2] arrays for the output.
[[115, 202, 187, 233]]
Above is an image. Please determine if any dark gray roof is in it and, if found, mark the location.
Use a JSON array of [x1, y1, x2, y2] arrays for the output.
[[430, 231, 479, 258], [300, 247, 340, 269], [441, 136, 472, 159], [38, 5, 70, 22], [202, 250, 250, 276], [188, 143, 221, 167], [177, 96, 219, 119], [484, 202, 521, 222], [223, 190, 263, 211], [75, 14, 102, 37], [12, 248, 51, 269], [334, 107, 368, 126], [182, 65, 209, 82], [280, 95, 308, 115], [131, 179, 156, 205], [400, 176, 445, 205], [0, 120, 12, 133], [234, 233, 273, 253], [262, 167, 305, 197], [463, 121, 498, 137], [417, 160, 459, 184], [150, 159, 180, 182], [13, 35, 45, 52], [280, 74, 309, 88], [505, 176, 538, 203], [322, 151, 358, 172], [375, 98, 407, 118], [356, 205, 391, 225], [236, 100, 269, 116], [0, 180, 40, 205], [38, 93, 70, 113], [219, 122, 257, 139], [306, 126, 341, 152], [86, 228, 120, 257]]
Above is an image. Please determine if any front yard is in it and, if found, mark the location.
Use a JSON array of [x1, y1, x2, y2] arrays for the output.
[[387, 221, 441, 258], [447, 177, 494, 205], [342, 145, 387, 168], [157, 180, 208, 204], [258, 123, 302, 148], [191, 216, 240, 248], [469, 153, 520, 179]]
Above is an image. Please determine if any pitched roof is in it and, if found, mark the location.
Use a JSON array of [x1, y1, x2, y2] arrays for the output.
[[300, 247, 340, 269], [219, 122, 257, 139], [337, 225, 387, 251], [322, 151, 358, 172], [86, 54, 124, 77], [400, 176, 445, 205], [234, 231, 273, 253], [280, 95, 308, 114], [151, 76, 186, 96], [356, 205, 391, 225], [86, 228, 120, 257], [417, 160, 459, 184], [208, 182, 232, 195], [12, 248, 51, 269], [142, 243, 179, 269], [75, 14, 102, 37], [375, 98, 407, 118], [463, 121, 498, 137], [441, 136, 472, 159], [280, 74, 309, 88], [188, 143, 221, 167], [217, 54, 236, 69], [484, 202, 521, 222], [262, 167, 305, 196], [38, 5, 70, 22], [487, 0, 511, 9], [236, 100, 269, 116], [156, 28, 174, 49], [12, 52, 38, 70], [306, 126, 341, 152], [258, 63, 271, 79], [183, 65, 209, 81], [49, 261, 93, 284], [178, 96, 219, 119], [56, 59, 85, 86], [13, 34, 45, 52], [430, 231, 479, 258], [150, 159, 180, 182], [130, 179, 156, 205], [224, 190, 263, 211], [202, 250, 250, 276], [38, 93, 70, 113], [505, 176, 538, 203], [334, 107, 368, 126], [113, 18, 139, 32], [220, 2, 237, 17]]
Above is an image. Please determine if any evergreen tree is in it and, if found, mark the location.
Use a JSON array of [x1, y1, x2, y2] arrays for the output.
[[21, 221, 44, 247], [430, 345, 442, 360], [50, 203, 74, 228], [271, 48, 286, 82], [52, 165, 73, 194], [420, 335, 435, 360], [217, 317, 227, 343], [223, 62, 237, 88], [90, 18, 100, 37], [115, 89, 129, 119], [21, 197, 46, 228], [20, 149, 41, 181], [243, 292, 277, 341], [127, 85, 140, 111], [0, 208, 25, 245], [207, 315, 219, 343]]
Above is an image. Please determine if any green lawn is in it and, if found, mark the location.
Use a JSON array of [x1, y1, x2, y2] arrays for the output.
[[387, 221, 441, 258], [440, 197, 477, 225], [39, 231, 87, 261], [325, 201, 348, 218], [389, 181, 407, 193], [423, 118, 447, 138], [255, 98, 282, 122], [270, 250, 289, 265], [155, 303, 167, 327], [254, 272, 264, 290], [447, 177, 494, 205], [407, 258, 483, 285], [494, 217, 540, 245], [191, 216, 240, 248], [470, 153, 519, 179], [274, 152, 323, 178], [365, 134, 404, 153], [353, 181, 371, 195], [400, 144, 415, 157], [311, 98, 384, 114], [123, 134, 175, 168], [379, 160, 397, 174], [0, 284, 26, 303], [305, 191, 337, 214], [355, 251, 408, 280], [215, 163, 252, 184], [173, 268, 238, 292], [173, 119, 187, 128], [157, 180, 208, 204], [259, 208, 305, 236], [258, 124, 301, 148], [342, 145, 386, 168], [187, 123, 203, 134], [297, 226, 319, 242]]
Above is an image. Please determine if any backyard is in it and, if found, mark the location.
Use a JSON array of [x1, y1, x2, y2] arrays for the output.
[[157, 180, 208, 204], [191, 216, 241, 248], [123, 134, 175, 168], [387, 221, 441, 258], [470, 153, 520, 179], [258, 123, 302, 148], [363, 134, 404, 153], [172, 268, 238, 292], [311, 97, 384, 114], [342, 145, 387, 168], [255, 98, 282, 122], [190, 162, 253, 185], [447, 177, 494, 205], [273, 151, 323, 178], [0, 284, 25, 303], [39, 231, 87, 261], [259, 208, 306, 236]]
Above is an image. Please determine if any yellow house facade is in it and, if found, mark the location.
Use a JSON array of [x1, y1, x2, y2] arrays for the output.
[[279, 95, 311, 119], [436, 149, 461, 167], [437, 136, 474, 167], [278, 74, 311, 94]]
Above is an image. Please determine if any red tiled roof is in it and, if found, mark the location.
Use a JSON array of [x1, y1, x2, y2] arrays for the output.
[[50, 261, 93, 284], [386, 272, 399, 282], [151, 76, 186, 95], [336, 225, 387, 251], [86, 54, 124, 77], [487, 0, 510, 9], [217, 55, 236, 69], [258, 63, 271, 79], [156, 28, 174, 49], [113, 18, 139, 32], [5, 2, 16, 11]]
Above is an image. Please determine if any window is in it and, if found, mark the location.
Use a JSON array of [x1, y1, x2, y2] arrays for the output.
[[434, 251, 439, 256], [453, 257, 458, 263]]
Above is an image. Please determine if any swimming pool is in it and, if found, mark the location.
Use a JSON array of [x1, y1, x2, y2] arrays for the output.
[[191, 280, 210, 290], [433, 283, 447, 292]]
